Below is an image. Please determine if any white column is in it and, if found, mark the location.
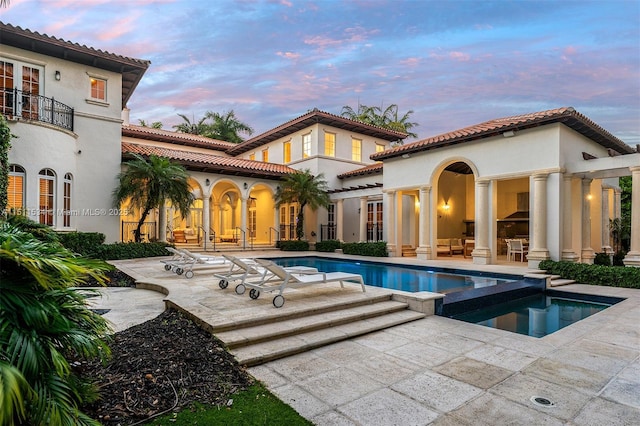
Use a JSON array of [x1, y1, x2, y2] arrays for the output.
[[385, 190, 397, 256], [157, 200, 167, 242], [601, 186, 612, 254], [416, 186, 432, 260], [581, 178, 595, 263], [623, 166, 640, 266], [359, 197, 368, 242], [472, 180, 491, 264], [202, 195, 210, 247], [213, 201, 221, 239], [336, 199, 344, 242], [273, 205, 280, 243], [561, 174, 579, 261], [528, 173, 550, 267], [240, 197, 247, 244], [614, 188, 622, 219]]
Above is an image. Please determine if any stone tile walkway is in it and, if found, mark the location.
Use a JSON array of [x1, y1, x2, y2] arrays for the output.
[[99, 253, 639, 425]]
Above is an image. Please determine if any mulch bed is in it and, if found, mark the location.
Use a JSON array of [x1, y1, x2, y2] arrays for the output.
[[75, 270, 254, 425]]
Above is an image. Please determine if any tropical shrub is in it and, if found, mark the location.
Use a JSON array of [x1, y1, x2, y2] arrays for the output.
[[92, 241, 172, 260], [0, 222, 112, 425], [593, 252, 612, 266], [57, 231, 106, 256], [277, 240, 310, 251], [341, 241, 388, 257], [315, 240, 341, 252], [538, 260, 640, 289]]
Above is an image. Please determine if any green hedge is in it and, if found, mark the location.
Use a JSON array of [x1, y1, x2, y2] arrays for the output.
[[91, 241, 173, 260], [277, 240, 310, 251], [315, 240, 342, 252], [57, 231, 106, 256], [341, 241, 388, 257], [538, 260, 640, 289]]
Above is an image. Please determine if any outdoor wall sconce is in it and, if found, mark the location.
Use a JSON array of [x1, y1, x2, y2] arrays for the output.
[[55, 70, 61, 81], [587, 194, 593, 201], [205, 178, 210, 186], [443, 202, 450, 211], [244, 182, 248, 189]]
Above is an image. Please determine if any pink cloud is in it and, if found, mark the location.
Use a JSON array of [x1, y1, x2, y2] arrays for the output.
[[449, 51, 471, 61], [400, 57, 421, 67], [277, 51, 300, 60]]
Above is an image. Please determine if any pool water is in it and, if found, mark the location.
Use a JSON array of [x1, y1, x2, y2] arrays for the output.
[[451, 293, 612, 337], [271, 256, 518, 294]]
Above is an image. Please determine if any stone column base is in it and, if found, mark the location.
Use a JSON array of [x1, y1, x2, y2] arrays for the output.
[[561, 250, 580, 262], [416, 245, 433, 260], [472, 248, 492, 265], [623, 251, 640, 267], [581, 249, 596, 264]]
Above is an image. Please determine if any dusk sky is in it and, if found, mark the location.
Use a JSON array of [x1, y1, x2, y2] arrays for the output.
[[3, 0, 639, 145]]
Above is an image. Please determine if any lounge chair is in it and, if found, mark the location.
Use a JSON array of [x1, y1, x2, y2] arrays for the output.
[[215, 254, 318, 294], [214, 255, 264, 290], [161, 247, 189, 272], [243, 258, 366, 308], [170, 248, 228, 278]]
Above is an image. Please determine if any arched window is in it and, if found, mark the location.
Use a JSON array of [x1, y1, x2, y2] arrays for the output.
[[8, 165, 25, 214], [63, 173, 73, 227], [39, 168, 56, 226]]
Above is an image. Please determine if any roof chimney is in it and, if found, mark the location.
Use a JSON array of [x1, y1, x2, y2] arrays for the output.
[[122, 107, 130, 126]]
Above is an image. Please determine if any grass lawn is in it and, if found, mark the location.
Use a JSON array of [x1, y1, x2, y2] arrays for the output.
[[149, 383, 313, 425]]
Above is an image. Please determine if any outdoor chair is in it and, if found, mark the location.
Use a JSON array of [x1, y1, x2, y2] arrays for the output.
[[510, 239, 528, 262], [241, 259, 366, 308]]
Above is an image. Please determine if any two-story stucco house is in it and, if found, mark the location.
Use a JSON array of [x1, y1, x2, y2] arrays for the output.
[[2, 22, 149, 242]]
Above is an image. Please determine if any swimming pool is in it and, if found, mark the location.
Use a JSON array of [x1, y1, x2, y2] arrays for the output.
[[450, 290, 622, 337], [270, 256, 519, 294]]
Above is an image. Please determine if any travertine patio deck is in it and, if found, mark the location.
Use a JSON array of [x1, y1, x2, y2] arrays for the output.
[[95, 252, 639, 425]]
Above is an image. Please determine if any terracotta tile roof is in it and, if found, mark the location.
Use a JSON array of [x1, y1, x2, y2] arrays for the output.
[[371, 107, 635, 161], [122, 125, 235, 151], [227, 108, 408, 156], [122, 142, 296, 179], [337, 162, 384, 179], [0, 22, 150, 106]]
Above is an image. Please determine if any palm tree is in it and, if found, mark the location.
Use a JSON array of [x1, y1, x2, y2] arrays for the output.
[[205, 110, 254, 143], [138, 119, 163, 129], [113, 154, 194, 242], [172, 114, 210, 135], [0, 221, 112, 425], [380, 104, 419, 138], [341, 103, 418, 139], [274, 169, 330, 240]]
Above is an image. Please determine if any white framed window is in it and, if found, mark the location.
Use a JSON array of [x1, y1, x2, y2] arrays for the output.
[[262, 148, 269, 162], [8, 164, 25, 214], [324, 132, 335, 157], [351, 138, 362, 162], [0, 59, 43, 119], [90, 76, 106, 101], [302, 133, 311, 158], [249, 152, 255, 161], [375, 143, 385, 153], [63, 173, 73, 227], [38, 168, 56, 226]]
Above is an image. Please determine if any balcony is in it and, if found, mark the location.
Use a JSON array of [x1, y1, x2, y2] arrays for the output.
[[2, 88, 74, 132]]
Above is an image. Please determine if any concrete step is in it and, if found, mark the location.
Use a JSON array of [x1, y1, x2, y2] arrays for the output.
[[217, 300, 412, 349], [549, 278, 576, 287], [231, 309, 426, 366], [211, 292, 395, 332]]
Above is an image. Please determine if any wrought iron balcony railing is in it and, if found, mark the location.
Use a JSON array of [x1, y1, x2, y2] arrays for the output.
[[1, 88, 74, 131]]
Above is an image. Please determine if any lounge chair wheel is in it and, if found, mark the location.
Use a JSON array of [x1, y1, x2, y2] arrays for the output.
[[185, 270, 194, 279], [249, 288, 260, 299], [272, 295, 285, 308], [176, 268, 183, 275], [219, 279, 229, 289], [164, 264, 171, 271], [235, 284, 246, 295]]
